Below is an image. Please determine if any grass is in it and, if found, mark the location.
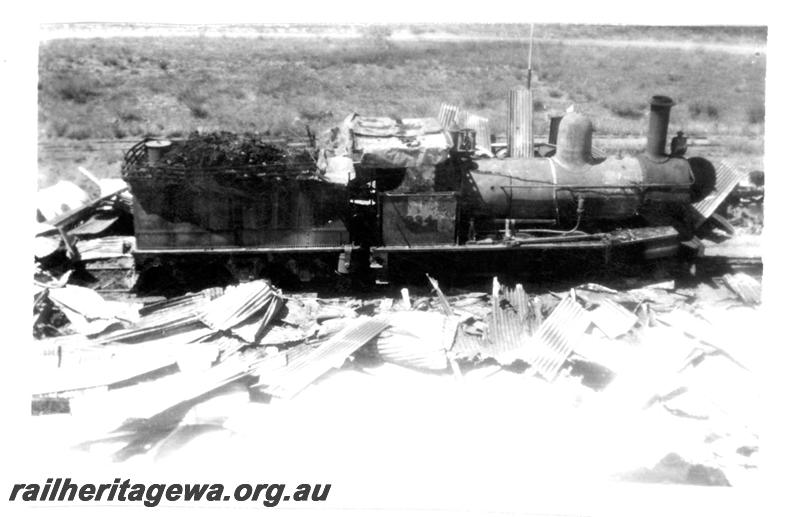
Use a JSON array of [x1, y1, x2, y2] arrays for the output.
[[38, 28, 766, 183]]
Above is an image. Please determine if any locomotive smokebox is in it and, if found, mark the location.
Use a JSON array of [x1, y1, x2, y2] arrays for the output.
[[646, 95, 675, 158]]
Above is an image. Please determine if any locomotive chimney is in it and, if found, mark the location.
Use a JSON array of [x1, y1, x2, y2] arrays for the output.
[[646, 95, 675, 158]]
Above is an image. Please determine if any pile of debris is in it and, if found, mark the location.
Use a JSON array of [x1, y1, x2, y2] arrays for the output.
[[31, 270, 761, 483], [35, 168, 136, 300]]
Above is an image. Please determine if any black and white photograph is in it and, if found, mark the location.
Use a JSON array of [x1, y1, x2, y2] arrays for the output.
[[5, 2, 791, 515]]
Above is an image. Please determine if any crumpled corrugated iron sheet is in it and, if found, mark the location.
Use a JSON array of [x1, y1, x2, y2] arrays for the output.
[[481, 282, 533, 365], [519, 296, 592, 381], [376, 312, 458, 370], [139, 288, 224, 317], [463, 113, 491, 154], [692, 160, 747, 226], [503, 284, 530, 324], [451, 325, 484, 360], [199, 280, 283, 332], [437, 102, 460, 130], [96, 299, 211, 344], [722, 273, 761, 305], [47, 284, 138, 336], [210, 334, 252, 361], [256, 316, 390, 399], [589, 299, 638, 338], [33, 341, 185, 397], [229, 294, 285, 344], [95, 281, 280, 344]]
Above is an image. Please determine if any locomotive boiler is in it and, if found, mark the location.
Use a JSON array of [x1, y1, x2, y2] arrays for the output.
[[123, 94, 723, 287]]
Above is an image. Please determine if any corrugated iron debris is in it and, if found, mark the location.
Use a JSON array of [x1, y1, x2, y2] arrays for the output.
[[31, 266, 763, 487]]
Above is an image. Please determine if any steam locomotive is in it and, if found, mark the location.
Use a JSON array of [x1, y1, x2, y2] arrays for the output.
[[122, 95, 723, 287]]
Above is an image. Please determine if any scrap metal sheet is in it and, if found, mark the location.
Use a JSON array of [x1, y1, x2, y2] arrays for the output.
[[199, 280, 283, 332], [722, 273, 762, 305], [437, 103, 460, 130], [463, 113, 491, 154], [520, 296, 592, 381], [692, 160, 747, 226], [257, 316, 390, 399], [376, 312, 458, 370], [589, 299, 638, 338], [485, 295, 528, 365]]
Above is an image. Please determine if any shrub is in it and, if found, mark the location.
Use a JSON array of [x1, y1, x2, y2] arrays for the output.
[[66, 127, 92, 140], [112, 124, 126, 139], [178, 88, 211, 119], [51, 120, 70, 138], [189, 104, 210, 119], [747, 103, 765, 124], [54, 76, 99, 104], [363, 25, 393, 50], [689, 102, 721, 119], [548, 88, 563, 98], [607, 100, 646, 119], [117, 109, 143, 123]]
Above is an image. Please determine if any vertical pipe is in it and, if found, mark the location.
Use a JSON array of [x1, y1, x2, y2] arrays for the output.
[[646, 95, 675, 158], [548, 115, 563, 145], [527, 23, 534, 90], [507, 88, 534, 158]]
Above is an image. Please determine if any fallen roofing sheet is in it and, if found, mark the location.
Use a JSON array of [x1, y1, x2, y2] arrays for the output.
[[589, 299, 638, 338], [484, 280, 530, 365], [96, 281, 280, 344], [37, 181, 91, 222], [96, 287, 224, 344], [451, 325, 484, 360], [199, 280, 283, 332], [692, 160, 747, 226], [139, 287, 223, 316], [33, 341, 184, 397], [47, 285, 138, 336], [722, 273, 761, 305], [256, 316, 390, 399], [46, 186, 129, 229], [376, 311, 458, 371], [77, 351, 267, 425], [229, 294, 285, 343], [519, 295, 592, 381]]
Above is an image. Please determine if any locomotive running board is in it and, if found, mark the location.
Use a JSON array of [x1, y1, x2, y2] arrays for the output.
[[132, 245, 348, 255], [373, 226, 680, 253]]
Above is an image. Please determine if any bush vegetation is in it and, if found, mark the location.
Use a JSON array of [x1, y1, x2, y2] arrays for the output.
[[39, 33, 765, 142]]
